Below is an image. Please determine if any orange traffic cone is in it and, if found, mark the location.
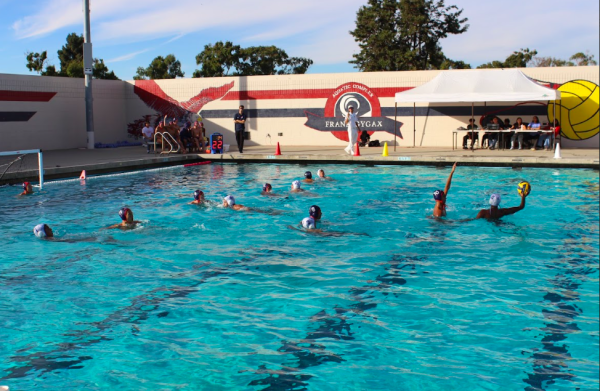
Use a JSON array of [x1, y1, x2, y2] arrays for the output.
[[353, 142, 361, 156], [79, 170, 86, 180], [275, 142, 282, 156]]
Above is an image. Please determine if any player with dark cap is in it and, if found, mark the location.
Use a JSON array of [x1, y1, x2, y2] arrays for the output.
[[190, 189, 206, 205], [303, 171, 314, 184], [108, 207, 141, 229], [20, 182, 34, 196], [433, 162, 457, 218]]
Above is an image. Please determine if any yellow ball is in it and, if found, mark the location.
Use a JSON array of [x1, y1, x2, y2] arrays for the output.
[[518, 181, 531, 197], [547, 80, 599, 140]]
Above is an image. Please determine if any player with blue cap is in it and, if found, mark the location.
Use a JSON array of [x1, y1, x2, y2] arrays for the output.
[[190, 189, 205, 205], [433, 163, 457, 218], [303, 171, 314, 184], [108, 207, 141, 229], [20, 182, 34, 196], [261, 183, 273, 195]]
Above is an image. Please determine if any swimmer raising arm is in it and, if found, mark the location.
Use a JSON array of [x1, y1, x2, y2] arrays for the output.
[[476, 192, 527, 220], [433, 162, 457, 218]]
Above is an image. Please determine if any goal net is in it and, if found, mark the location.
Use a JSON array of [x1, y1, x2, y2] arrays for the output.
[[0, 149, 44, 189]]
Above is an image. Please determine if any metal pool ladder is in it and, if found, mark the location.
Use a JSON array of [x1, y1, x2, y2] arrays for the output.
[[154, 132, 180, 154]]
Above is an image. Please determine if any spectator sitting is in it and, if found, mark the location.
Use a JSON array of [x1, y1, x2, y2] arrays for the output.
[[463, 118, 479, 149], [191, 121, 204, 152], [179, 122, 192, 153], [359, 130, 370, 147], [509, 117, 526, 150], [526, 115, 542, 150]]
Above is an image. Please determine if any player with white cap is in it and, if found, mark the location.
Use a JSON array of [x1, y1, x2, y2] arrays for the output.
[[476, 192, 527, 220]]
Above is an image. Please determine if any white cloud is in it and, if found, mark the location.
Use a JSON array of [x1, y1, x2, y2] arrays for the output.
[[441, 0, 600, 65], [105, 49, 150, 63]]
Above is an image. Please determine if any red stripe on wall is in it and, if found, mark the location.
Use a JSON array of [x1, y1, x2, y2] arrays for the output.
[[0, 90, 56, 102], [221, 87, 413, 100]]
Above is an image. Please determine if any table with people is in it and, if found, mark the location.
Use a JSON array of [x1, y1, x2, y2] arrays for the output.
[[452, 116, 559, 151]]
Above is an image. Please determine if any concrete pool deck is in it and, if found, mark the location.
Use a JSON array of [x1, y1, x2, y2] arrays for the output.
[[1, 144, 598, 185]]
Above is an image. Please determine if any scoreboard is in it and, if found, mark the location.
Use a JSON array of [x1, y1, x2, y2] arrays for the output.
[[210, 133, 223, 154]]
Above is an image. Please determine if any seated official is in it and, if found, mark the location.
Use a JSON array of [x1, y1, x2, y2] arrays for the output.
[[509, 117, 526, 150], [537, 119, 559, 151], [462, 119, 479, 149], [526, 115, 542, 150], [483, 117, 504, 150]]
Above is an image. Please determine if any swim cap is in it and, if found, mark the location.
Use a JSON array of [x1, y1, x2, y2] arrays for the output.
[[317, 169, 324, 177], [489, 193, 501, 207], [263, 183, 272, 192], [292, 180, 301, 190], [22, 182, 30, 190], [119, 207, 131, 221], [224, 195, 235, 206], [304, 171, 312, 179], [302, 216, 316, 229], [309, 205, 322, 219], [33, 224, 47, 238], [433, 190, 444, 201], [193, 190, 204, 201]]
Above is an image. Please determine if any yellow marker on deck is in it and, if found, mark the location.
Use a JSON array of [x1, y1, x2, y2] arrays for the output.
[[382, 142, 389, 157]]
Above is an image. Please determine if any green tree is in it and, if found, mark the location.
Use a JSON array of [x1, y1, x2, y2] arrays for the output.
[[530, 57, 572, 67], [350, 0, 469, 71], [134, 54, 185, 80], [569, 51, 597, 66], [193, 41, 241, 77], [93, 59, 119, 80], [193, 41, 313, 77], [529, 51, 597, 67], [25, 32, 119, 79], [477, 48, 537, 68], [236, 46, 313, 76], [25, 51, 48, 74]]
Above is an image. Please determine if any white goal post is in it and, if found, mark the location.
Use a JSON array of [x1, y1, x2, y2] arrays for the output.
[[0, 149, 44, 189]]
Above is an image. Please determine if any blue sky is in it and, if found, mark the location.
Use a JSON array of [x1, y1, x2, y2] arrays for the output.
[[1, 0, 598, 80]]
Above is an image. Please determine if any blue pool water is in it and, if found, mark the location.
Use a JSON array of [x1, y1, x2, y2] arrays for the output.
[[0, 164, 598, 391]]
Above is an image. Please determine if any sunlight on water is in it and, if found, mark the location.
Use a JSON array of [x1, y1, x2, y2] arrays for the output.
[[0, 164, 598, 391]]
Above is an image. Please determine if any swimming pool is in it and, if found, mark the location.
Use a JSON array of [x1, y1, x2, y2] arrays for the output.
[[0, 163, 598, 391]]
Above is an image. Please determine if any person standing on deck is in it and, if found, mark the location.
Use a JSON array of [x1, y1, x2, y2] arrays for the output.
[[344, 106, 361, 155], [233, 105, 247, 154]]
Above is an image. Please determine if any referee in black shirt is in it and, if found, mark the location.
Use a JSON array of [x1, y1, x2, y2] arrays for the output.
[[233, 105, 247, 153]]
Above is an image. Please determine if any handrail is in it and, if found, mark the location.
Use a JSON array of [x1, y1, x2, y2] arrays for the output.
[[154, 132, 180, 154]]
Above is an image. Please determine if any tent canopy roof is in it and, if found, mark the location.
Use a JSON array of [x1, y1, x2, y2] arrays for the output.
[[394, 69, 561, 103]]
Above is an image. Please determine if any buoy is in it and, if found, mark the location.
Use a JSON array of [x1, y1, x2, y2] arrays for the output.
[[79, 170, 86, 180], [382, 142, 389, 157], [554, 143, 562, 159], [275, 142, 282, 156], [183, 161, 212, 167], [354, 142, 361, 156]]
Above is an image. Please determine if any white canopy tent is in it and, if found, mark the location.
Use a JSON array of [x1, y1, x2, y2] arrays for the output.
[[392, 69, 561, 148]]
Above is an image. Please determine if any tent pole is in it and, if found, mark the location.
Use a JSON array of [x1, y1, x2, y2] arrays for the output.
[[553, 99, 557, 150], [394, 103, 398, 151], [413, 103, 416, 148], [470, 103, 475, 150]]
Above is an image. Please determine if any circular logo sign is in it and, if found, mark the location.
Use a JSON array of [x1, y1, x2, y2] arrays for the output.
[[324, 83, 381, 142]]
